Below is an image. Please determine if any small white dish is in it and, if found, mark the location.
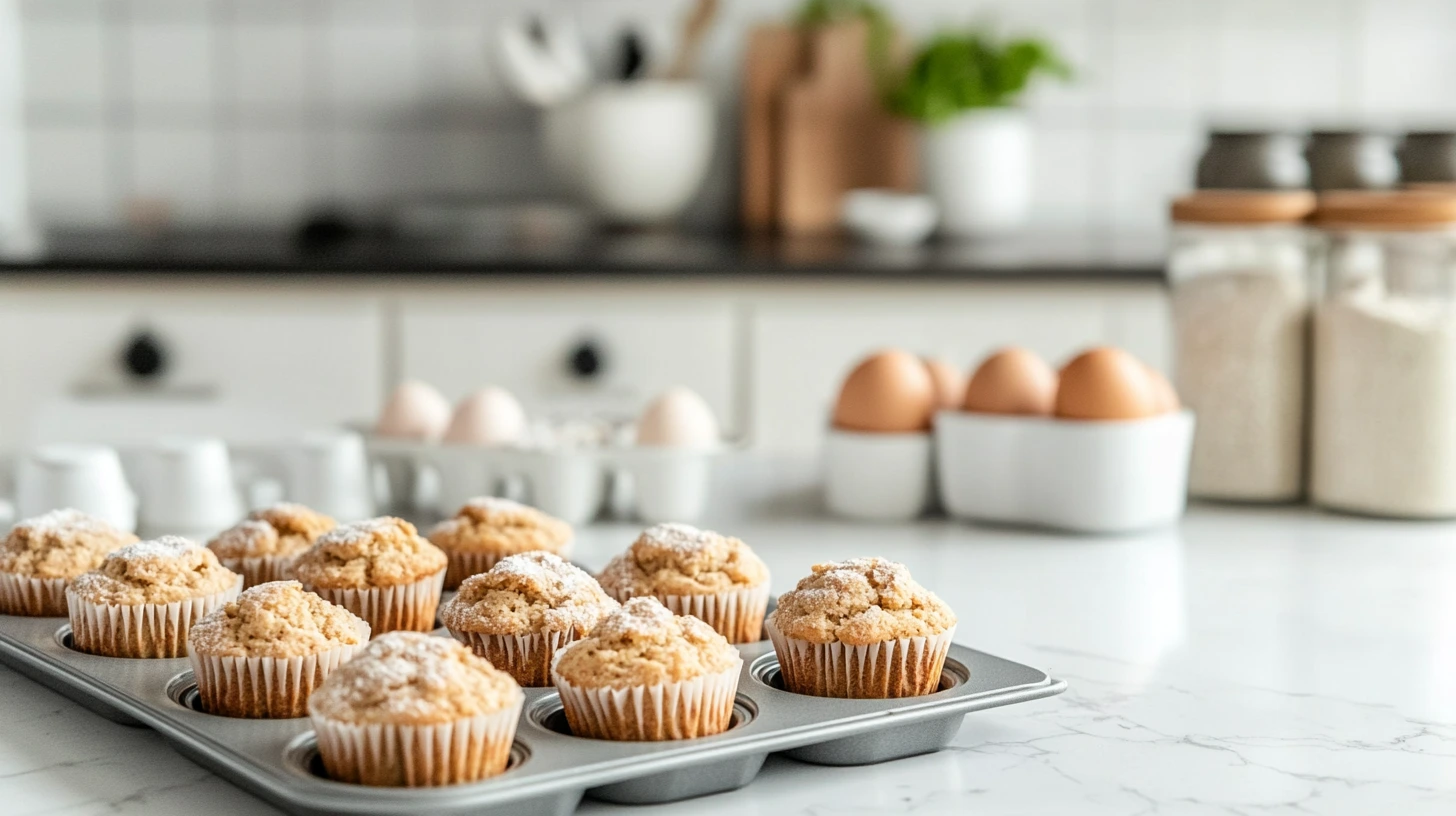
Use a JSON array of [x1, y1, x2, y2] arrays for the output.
[[841, 189, 939, 247], [935, 410, 1195, 534], [822, 428, 933, 522]]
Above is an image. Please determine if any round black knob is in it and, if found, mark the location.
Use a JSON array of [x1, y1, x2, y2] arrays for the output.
[[122, 331, 167, 380], [567, 339, 606, 380]]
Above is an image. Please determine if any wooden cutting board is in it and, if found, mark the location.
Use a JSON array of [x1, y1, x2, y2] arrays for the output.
[[741, 21, 917, 235]]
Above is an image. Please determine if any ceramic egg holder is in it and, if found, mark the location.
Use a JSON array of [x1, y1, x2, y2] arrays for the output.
[[934, 410, 1196, 533], [822, 428, 935, 522], [364, 437, 717, 526]]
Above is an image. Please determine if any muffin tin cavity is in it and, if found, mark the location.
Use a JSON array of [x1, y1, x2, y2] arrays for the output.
[[528, 692, 758, 740], [0, 615, 1063, 814], [749, 652, 968, 696], [283, 731, 532, 784]]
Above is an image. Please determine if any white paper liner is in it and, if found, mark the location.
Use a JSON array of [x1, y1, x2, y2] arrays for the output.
[[219, 555, 297, 590], [443, 540, 575, 590], [765, 618, 955, 699], [0, 573, 68, 617], [552, 657, 742, 741], [65, 576, 244, 659], [608, 582, 770, 644], [303, 569, 446, 636], [447, 628, 576, 688], [310, 693, 523, 787], [189, 619, 371, 718]]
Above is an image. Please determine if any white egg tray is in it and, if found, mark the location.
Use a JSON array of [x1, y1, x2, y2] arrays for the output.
[[363, 437, 717, 526], [934, 410, 1196, 533]]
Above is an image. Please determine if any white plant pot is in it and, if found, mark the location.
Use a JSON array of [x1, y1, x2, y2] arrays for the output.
[[544, 81, 715, 225], [921, 109, 1032, 237], [822, 429, 933, 522]]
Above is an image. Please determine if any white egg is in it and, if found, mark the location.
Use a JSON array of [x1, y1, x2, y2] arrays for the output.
[[376, 380, 451, 440], [444, 387, 528, 446], [636, 387, 720, 448]]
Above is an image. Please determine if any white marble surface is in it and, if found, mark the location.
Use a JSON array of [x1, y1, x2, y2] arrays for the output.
[[6, 504, 1456, 815]]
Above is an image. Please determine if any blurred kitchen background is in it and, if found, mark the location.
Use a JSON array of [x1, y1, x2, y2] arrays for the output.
[[2, 0, 1456, 532]]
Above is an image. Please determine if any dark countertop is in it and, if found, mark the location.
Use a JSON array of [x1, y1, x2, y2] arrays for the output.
[[0, 227, 1167, 282]]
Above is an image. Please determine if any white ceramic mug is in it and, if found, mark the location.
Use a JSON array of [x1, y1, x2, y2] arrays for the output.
[[283, 431, 374, 523], [136, 437, 243, 540], [15, 444, 137, 532]]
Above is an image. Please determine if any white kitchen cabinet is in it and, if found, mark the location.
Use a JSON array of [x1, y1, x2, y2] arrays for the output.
[[748, 282, 1168, 452], [397, 288, 739, 434], [0, 285, 383, 450]]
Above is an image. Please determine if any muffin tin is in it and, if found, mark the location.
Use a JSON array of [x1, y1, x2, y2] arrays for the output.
[[0, 613, 1064, 815], [365, 437, 718, 527]]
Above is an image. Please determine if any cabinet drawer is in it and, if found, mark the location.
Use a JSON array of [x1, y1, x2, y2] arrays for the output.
[[749, 284, 1168, 452], [0, 290, 383, 449], [398, 293, 738, 433]]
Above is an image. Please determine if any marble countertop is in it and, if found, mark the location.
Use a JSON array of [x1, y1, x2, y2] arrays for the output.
[[4, 505, 1455, 815]]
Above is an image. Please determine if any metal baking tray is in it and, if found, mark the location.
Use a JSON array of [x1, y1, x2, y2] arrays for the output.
[[0, 613, 1065, 815]]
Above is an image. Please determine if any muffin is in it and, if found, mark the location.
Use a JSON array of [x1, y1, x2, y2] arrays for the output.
[[67, 536, 243, 658], [207, 503, 337, 589], [187, 580, 369, 718], [766, 557, 957, 699], [309, 632, 523, 787], [428, 497, 573, 589], [597, 523, 770, 644], [439, 552, 618, 687], [293, 517, 447, 635], [0, 509, 138, 616], [552, 596, 741, 741]]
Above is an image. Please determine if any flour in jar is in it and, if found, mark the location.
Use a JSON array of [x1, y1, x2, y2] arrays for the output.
[[1171, 268, 1309, 501], [1312, 286, 1456, 517]]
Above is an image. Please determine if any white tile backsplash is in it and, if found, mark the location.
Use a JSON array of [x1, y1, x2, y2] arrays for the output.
[[14, 0, 1456, 230]]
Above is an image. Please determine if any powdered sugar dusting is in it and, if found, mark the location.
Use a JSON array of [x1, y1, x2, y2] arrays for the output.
[[109, 535, 202, 562], [443, 552, 616, 635], [13, 508, 114, 536], [309, 631, 518, 723], [641, 522, 714, 553], [490, 551, 594, 590], [595, 596, 677, 639], [463, 496, 528, 514], [317, 517, 411, 547]]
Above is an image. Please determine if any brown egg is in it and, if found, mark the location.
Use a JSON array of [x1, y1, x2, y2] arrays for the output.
[[962, 347, 1057, 415], [923, 357, 966, 412], [1054, 347, 1158, 420], [832, 350, 938, 432], [1145, 365, 1181, 414]]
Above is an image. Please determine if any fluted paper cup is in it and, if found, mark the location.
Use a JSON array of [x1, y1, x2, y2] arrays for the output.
[[311, 694, 523, 787], [609, 582, 770, 644], [219, 555, 296, 590], [447, 628, 576, 688], [443, 540, 574, 590], [303, 569, 445, 636], [189, 620, 371, 718], [552, 657, 742, 741], [0, 573, 68, 617], [765, 618, 954, 699], [66, 576, 244, 658]]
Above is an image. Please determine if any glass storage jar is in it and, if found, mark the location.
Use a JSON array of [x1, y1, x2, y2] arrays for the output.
[[1311, 190, 1456, 517], [1168, 191, 1317, 502]]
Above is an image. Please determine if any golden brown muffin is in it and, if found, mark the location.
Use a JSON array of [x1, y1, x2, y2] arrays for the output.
[[428, 497, 572, 589], [439, 552, 618, 686], [293, 517, 448, 635], [309, 632, 524, 787], [0, 509, 137, 616], [208, 504, 337, 588], [188, 580, 369, 718]]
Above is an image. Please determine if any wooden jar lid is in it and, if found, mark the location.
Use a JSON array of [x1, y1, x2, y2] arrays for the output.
[[1312, 190, 1456, 229], [1170, 191, 1317, 225]]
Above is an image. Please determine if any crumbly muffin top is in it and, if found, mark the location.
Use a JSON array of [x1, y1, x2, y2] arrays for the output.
[[597, 523, 769, 597], [293, 517, 447, 590], [440, 552, 618, 636], [69, 537, 240, 605], [427, 497, 572, 556], [770, 557, 956, 646], [552, 597, 740, 689], [0, 509, 138, 580], [309, 632, 521, 725], [208, 503, 336, 559], [188, 580, 366, 658]]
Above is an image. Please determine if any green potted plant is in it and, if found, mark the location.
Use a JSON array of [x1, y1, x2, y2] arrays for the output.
[[885, 30, 1071, 237]]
